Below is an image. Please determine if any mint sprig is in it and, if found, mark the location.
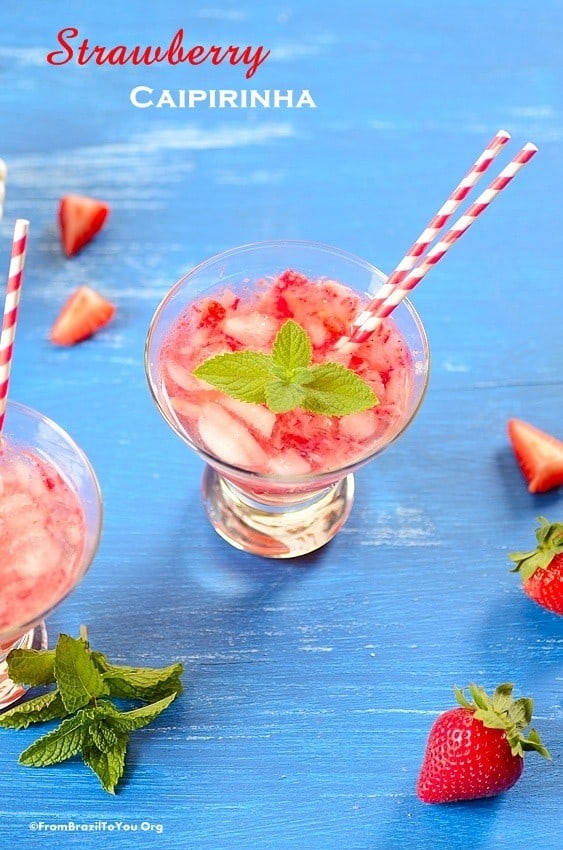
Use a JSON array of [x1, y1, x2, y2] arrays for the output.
[[193, 319, 378, 417], [0, 630, 183, 794]]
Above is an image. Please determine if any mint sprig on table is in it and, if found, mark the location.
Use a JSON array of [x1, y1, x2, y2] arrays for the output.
[[0, 629, 182, 794], [193, 319, 378, 417]]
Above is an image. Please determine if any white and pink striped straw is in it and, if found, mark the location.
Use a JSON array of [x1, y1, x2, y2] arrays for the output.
[[347, 129, 511, 338], [0, 219, 30, 432], [347, 141, 538, 344]]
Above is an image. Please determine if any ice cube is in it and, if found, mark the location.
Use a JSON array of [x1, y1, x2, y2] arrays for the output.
[[198, 403, 268, 469], [219, 396, 276, 439], [63, 517, 85, 548], [0, 490, 35, 519], [363, 371, 386, 400], [219, 288, 239, 309], [179, 327, 211, 356], [223, 313, 278, 348], [169, 395, 201, 421], [303, 316, 328, 348], [267, 450, 312, 476], [165, 359, 204, 393], [339, 410, 377, 440]]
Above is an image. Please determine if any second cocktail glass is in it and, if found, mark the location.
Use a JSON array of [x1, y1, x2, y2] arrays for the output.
[[145, 241, 429, 558], [0, 401, 103, 708]]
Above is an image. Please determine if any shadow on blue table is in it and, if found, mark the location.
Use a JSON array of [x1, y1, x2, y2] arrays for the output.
[[495, 446, 563, 515], [397, 796, 502, 850], [95, 487, 332, 668], [169, 496, 329, 600]]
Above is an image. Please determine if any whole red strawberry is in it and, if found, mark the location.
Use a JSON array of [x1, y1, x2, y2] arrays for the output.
[[509, 517, 563, 615], [417, 683, 550, 804]]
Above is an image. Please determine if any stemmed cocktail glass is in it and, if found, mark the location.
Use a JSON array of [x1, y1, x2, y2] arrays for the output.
[[146, 241, 430, 558]]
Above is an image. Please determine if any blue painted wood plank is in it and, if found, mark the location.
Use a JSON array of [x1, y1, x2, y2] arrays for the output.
[[0, 2, 561, 848]]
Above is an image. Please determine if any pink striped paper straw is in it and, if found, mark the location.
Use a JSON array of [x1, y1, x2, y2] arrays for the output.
[[343, 130, 511, 345], [349, 142, 538, 343], [0, 219, 30, 431]]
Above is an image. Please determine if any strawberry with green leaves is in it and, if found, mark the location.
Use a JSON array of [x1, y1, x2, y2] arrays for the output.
[[509, 516, 563, 615], [416, 683, 550, 804]]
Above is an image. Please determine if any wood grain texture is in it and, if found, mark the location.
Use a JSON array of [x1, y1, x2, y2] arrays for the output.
[[0, 2, 561, 848]]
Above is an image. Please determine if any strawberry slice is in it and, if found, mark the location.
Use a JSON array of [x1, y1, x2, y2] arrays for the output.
[[50, 286, 115, 346], [508, 418, 563, 493], [58, 194, 110, 256]]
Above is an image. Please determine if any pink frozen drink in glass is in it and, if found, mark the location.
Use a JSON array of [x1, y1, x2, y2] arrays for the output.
[[146, 241, 429, 558], [0, 401, 102, 707]]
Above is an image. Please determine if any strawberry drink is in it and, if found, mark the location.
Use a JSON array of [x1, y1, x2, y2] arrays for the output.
[[0, 439, 86, 641], [146, 241, 429, 557], [160, 270, 414, 480], [0, 401, 102, 708]]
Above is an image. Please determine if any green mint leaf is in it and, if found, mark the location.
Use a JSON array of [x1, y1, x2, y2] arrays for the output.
[[192, 319, 378, 417], [2, 628, 184, 795], [54, 634, 109, 713], [91, 652, 184, 702], [89, 717, 120, 754], [193, 350, 276, 404], [300, 363, 378, 416], [272, 320, 312, 374], [19, 712, 86, 768], [265, 380, 307, 414], [7, 648, 56, 686], [82, 731, 129, 795], [0, 689, 67, 730], [107, 692, 179, 733]]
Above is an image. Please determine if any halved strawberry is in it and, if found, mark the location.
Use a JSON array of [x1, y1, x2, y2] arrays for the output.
[[58, 194, 110, 257], [50, 286, 115, 346], [508, 418, 563, 493]]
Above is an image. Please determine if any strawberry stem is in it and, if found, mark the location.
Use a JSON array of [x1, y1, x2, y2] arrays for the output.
[[454, 683, 551, 759], [509, 517, 563, 582]]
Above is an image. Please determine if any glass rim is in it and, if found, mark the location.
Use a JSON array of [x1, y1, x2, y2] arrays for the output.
[[145, 239, 430, 485]]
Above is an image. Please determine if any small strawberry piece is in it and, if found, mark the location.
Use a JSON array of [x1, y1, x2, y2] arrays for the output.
[[508, 418, 563, 493], [277, 269, 309, 289], [198, 299, 226, 329], [50, 286, 115, 346], [417, 683, 550, 804], [58, 194, 110, 257], [274, 295, 292, 319], [320, 313, 347, 340], [509, 517, 563, 615]]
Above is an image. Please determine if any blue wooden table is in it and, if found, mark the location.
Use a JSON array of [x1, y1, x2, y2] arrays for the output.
[[1, 2, 561, 848]]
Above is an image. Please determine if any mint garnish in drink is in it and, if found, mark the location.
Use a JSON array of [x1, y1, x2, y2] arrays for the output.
[[0, 628, 182, 794], [193, 319, 378, 417]]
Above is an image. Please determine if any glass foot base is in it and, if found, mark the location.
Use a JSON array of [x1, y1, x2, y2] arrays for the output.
[[202, 467, 355, 558], [0, 622, 47, 711]]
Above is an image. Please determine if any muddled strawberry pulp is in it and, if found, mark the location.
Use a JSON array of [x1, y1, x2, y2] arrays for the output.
[[0, 440, 86, 638], [159, 270, 415, 481]]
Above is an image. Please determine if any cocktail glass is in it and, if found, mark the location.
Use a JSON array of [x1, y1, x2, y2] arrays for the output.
[[0, 401, 103, 708], [145, 241, 429, 558]]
